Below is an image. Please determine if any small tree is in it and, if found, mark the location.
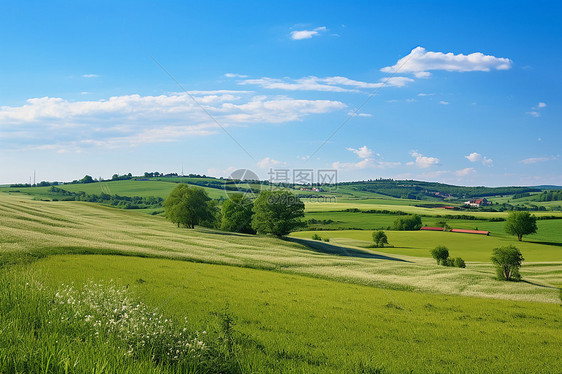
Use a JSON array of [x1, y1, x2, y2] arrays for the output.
[[251, 190, 305, 236], [221, 194, 254, 234], [372, 230, 389, 248], [431, 245, 449, 265], [491, 245, 524, 281], [505, 211, 537, 241], [163, 184, 216, 229]]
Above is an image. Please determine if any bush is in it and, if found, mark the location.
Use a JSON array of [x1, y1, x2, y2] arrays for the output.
[[431, 246, 449, 265], [312, 234, 322, 241], [323, 238, 330, 242], [453, 257, 466, 268]]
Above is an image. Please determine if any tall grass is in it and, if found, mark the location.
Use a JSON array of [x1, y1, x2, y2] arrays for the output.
[[0, 269, 239, 373]]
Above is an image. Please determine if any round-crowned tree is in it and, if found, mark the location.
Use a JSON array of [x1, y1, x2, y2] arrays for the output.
[[163, 184, 217, 229], [372, 230, 389, 248], [491, 245, 524, 281], [431, 245, 449, 265], [251, 190, 304, 236], [505, 211, 537, 241], [221, 194, 255, 234]]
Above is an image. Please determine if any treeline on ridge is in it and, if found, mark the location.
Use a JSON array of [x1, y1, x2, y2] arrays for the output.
[[45, 187, 163, 209]]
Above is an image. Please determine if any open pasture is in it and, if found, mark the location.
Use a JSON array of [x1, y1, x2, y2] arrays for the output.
[[13, 254, 558, 374]]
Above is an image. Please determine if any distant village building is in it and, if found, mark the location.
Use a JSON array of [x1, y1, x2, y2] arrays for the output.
[[464, 198, 489, 208]]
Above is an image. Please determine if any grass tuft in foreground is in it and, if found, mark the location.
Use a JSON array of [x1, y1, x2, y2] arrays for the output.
[[0, 270, 240, 374]]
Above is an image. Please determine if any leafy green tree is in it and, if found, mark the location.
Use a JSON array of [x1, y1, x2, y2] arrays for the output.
[[431, 245, 449, 265], [81, 175, 94, 184], [220, 194, 255, 234], [392, 214, 422, 231], [251, 190, 304, 236], [491, 245, 524, 281], [163, 184, 216, 229], [372, 230, 389, 248], [505, 211, 537, 241]]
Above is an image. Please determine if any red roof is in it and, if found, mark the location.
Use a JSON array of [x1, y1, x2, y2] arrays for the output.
[[420, 226, 445, 231], [450, 229, 489, 235]]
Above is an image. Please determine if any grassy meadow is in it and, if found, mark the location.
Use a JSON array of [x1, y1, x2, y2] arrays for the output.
[[1, 186, 561, 372]]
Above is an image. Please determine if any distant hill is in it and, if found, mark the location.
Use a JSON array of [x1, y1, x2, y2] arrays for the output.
[[339, 179, 540, 200], [533, 185, 562, 190]]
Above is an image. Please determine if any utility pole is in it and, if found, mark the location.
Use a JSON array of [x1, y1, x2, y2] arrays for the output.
[[33, 170, 36, 186]]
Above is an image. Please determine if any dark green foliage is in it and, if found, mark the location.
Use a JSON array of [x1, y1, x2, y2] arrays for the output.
[[323, 237, 330, 242], [312, 233, 322, 240], [80, 175, 94, 184], [372, 231, 389, 248], [392, 214, 422, 231], [491, 245, 524, 281], [454, 257, 466, 268], [47, 187, 163, 209], [163, 184, 217, 229], [505, 211, 538, 241], [251, 190, 305, 236], [431, 246, 449, 265], [221, 194, 255, 234], [534, 190, 562, 202], [338, 179, 538, 200]]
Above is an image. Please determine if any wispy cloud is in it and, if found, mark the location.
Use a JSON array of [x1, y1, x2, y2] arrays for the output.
[[381, 46, 512, 77], [526, 102, 547, 117], [520, 155, 558, 164], [82, 74, 100, 78], [224, 73, 248, 78], [455, 167, 476, 177], [333, 146, 401, 170], [290, 26, 327, 40], [233, 75, 413, 93], [257, 157, 286, 169], [439, 100, 449, 105]]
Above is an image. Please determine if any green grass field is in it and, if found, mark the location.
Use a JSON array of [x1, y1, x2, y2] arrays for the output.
[[16, 254, 559, 373], [1, 193, 561, 372]]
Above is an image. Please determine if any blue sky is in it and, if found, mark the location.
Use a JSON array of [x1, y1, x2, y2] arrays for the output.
[[1, 0, 561, 186]]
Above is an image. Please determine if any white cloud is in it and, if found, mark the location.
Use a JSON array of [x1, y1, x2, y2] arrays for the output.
[[520, 155, 558, 164], [417, 93, 434, 97], [290, 26, 327, 40], [0, 93, 346, 151], [332, 146, 400, 170], [237, 75, 413, 93], [346, 145, 373, 159], [439, 101, 449, 105], [408, 151, 440, 168], [347, 111, 372, 117], [257, 157, 286, 169], [82, 74, 100, 78], [465, 152, 493, 166], [381, 46, 512, 76], [527, 102, 547, 116], [224, 73, 248, 78], [455, 167, 476, 177]]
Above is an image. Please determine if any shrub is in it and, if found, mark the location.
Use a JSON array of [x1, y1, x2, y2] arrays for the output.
[[453, 257, 466, 268], [312, 234, 322, 241], [431, 246, 449, 265], [323, 238, 330, 242]]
